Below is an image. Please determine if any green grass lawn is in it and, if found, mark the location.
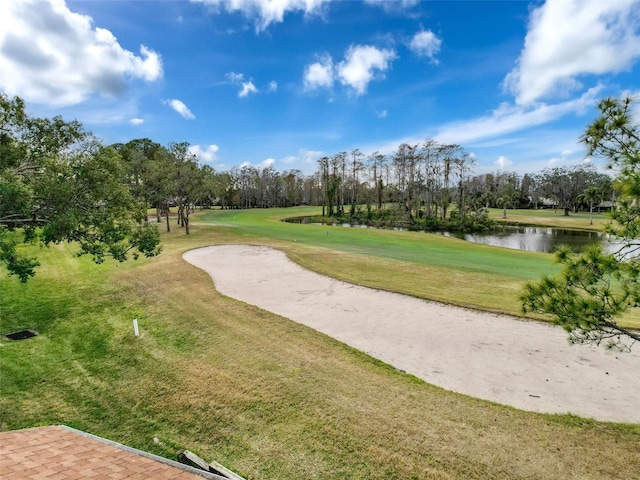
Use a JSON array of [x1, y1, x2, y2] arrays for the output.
[[2, 210, 639, 479], [489, 207, 612, 230]]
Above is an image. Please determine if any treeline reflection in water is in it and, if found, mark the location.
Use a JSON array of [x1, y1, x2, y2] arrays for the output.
[[303, 220, 626, 254]]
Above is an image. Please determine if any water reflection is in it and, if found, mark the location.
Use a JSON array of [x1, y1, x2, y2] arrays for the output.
[[435, 226, 626, 254], [295, 219, 623, 254]]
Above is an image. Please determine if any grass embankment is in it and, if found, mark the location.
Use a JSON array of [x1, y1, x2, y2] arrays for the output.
[[2, 213, 639, 479], [488, 207, 611, 230]]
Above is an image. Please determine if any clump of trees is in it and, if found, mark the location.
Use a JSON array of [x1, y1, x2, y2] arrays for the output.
[[534, 165, 612, 216], [1, 95, 161, 282], [522, 97, 640, 349], [311, 142, 615, 232], [315, 141, 494, 232]]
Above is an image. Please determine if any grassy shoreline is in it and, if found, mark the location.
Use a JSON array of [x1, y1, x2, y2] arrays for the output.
[[2, 209, 639, 479]]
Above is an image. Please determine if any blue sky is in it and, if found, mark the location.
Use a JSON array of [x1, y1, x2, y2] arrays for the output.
[[1, 0, 639, 176]]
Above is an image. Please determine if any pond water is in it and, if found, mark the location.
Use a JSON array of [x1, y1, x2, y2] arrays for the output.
[[433, 226, 616, 254], [295, 219, 621, 254]]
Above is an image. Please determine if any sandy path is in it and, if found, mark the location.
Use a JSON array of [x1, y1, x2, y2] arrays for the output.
[[183, 245, 640, 423]]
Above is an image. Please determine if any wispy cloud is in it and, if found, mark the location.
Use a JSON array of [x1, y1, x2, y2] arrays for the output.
[[358, 87, 602, 172], [129, 118, 144, 125], [226, 72, 245, 83], [163, 98, 195, 119], [435, 87, 601, 145], [226, 71, 259, 97], [192, 0, 331, 32], [270, 149, 325, 172], [364, 0, 420, 13], [495, 155, 512, 169]]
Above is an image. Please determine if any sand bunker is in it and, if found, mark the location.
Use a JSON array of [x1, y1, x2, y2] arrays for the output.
[[183, 245, 640, 423]]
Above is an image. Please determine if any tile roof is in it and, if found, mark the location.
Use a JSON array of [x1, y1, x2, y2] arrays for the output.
[[0, 425, 224, 479]]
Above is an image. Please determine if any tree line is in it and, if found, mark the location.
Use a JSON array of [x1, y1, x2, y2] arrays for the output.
[[118, 137, 612, 232], [115, 135, 616, 231]]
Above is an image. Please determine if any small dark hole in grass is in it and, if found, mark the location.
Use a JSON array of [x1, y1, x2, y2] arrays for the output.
[[5, 329, 38, 340]]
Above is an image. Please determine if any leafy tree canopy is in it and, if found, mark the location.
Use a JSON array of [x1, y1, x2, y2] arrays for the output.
[[0, 95, 160, 282]]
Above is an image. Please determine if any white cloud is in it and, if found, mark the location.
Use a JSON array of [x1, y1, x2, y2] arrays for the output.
[[504, 0, 640, 106], [359, 87, 602, 172], [495, 155, 513, 169], [227, 71, 259, 97], [239, 158, 275, 170], [239, 81, 258, 97], [303, 55, 334, 91], [260, 158, 275, 168], [189, 144, 220, 162], [409, 30, 441, 62], [129, 118, 144, 125], [337, 45, 396, 96], [364, 0, 419, 12], [192, 0, 331, 32], [304, 45, 395, 96], [163, 98, 196, 119], [226, 71, 245, 83], [280, 155, 296, 164], [546, 149, 576, 166], [377, 109, 388, 118], [267, 80, 278, 92], [0, 0, 162, 107], [435, 86, 601, 145], [296, 148, 323, 165], [278, 149, 324, 172]]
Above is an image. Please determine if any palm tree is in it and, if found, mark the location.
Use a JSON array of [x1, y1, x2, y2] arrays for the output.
[[578, 186, 602, 225]]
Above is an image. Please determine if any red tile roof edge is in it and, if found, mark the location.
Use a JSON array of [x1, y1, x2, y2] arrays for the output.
[[60, 426, 230, 480], [5, 425, 230, 480]]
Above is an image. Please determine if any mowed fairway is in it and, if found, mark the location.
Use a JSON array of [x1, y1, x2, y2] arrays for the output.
[[1, 208, 639, 479]]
